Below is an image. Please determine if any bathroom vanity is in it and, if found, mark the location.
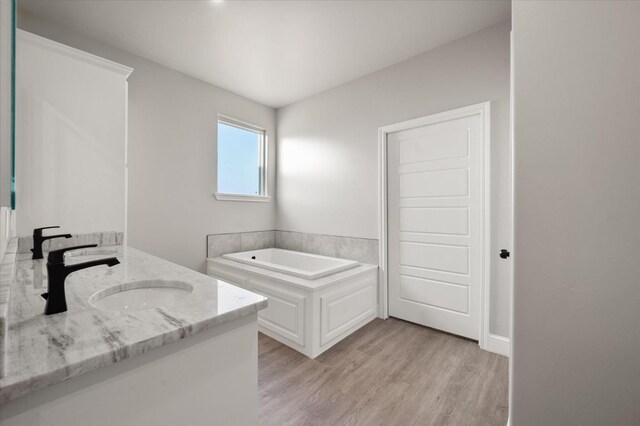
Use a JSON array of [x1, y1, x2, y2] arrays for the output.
[[0, 17, 275, 426], [0, 243, 267, 426]]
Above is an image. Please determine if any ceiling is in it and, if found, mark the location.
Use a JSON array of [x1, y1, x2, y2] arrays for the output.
[[19, 0, 510, 108]]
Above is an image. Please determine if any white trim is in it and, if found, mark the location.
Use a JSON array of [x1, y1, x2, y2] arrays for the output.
[[214, 193, 271, 203], [486, 333, 510, 357], [217, 114, 266, 134], [378, 102, 499, 353], [17, 30, 133, 78], [377, 126, 389, 319], [508, 29, 515, 420], [216, 114, 269, 199], [123, 77, 130, 248], [480, 102, 492, 353]]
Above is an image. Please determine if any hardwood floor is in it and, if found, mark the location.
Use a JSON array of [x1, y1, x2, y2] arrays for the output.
[[259, 318, 508, 426]]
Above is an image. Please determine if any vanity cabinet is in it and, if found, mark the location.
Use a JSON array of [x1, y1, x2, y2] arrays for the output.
[[3, 32, 268, 426], [0, 247, 267, 426], [0, 314, 260, 426]]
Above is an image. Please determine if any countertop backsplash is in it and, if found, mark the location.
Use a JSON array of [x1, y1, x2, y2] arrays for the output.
[[17, 231, 124, 254]]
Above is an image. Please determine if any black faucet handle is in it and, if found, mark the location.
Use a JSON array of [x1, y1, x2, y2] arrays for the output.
[[33, 226, 61, 236], [48, 244, 98, 264]]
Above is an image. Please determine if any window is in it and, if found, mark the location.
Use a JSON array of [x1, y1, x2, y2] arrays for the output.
[[215, 117, 269, 201]]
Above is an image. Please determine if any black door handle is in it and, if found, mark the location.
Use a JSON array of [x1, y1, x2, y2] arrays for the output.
[[499, 249, 510, 259]]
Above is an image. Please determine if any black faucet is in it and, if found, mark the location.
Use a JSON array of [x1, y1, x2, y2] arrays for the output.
[[32, 226, 72, 260], [43, 244, 120, 315]]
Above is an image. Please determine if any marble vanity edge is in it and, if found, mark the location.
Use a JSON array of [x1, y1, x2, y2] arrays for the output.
[[0, 298, 267, 404], [0, 237, 18, 378]]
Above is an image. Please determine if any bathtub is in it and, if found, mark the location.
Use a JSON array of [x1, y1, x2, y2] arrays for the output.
[[208, 249, 378, 358], [222, 248, 358, 279]]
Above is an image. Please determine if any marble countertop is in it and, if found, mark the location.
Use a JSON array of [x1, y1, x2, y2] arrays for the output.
[[0, 246, 267, 403], [0, 238, 18, 377]]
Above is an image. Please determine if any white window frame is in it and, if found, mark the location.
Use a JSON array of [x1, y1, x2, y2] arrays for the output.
[[214, 115, 270, 202]]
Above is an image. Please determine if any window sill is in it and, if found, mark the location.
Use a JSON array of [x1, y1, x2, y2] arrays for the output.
[[214, 193, 272, 203]]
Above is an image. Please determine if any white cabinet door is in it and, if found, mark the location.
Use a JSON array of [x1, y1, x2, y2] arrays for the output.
[[388, 112, 484, 339]]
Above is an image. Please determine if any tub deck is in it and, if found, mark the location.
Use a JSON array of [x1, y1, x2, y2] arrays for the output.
[[222, 248, 359, 279]]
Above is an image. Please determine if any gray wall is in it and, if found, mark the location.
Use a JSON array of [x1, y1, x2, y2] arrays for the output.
[[512, 1, 640, 424], [18, 11, 277, 272], [276, 22, 511, 338]]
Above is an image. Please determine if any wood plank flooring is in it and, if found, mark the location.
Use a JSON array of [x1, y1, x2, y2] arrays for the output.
[[259, 318, 508, 426]]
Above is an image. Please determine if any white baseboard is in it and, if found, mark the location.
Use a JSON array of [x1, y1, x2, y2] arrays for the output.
[[485, 333, 510, 357]]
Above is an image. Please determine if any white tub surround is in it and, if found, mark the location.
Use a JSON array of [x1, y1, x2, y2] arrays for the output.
[[0, 246, 267, 425], [223, 248, 358, 279], [208, 252, 377, 358]]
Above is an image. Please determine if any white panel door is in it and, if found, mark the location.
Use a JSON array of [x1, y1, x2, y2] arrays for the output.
[[388, 112, 483, 339]]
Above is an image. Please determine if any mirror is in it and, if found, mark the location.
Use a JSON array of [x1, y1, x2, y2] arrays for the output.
[[9, 0, 131, 245], [0, 0, 15, 211]]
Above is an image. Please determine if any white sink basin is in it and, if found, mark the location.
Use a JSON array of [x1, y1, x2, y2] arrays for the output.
[[90, 280, 194, 312]]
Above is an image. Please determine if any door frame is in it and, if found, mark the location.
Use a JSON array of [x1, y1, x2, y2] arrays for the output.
[[377, 101, 492, 350]]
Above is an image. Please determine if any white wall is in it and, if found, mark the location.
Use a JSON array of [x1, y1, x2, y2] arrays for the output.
[[511, 2, 640, 424], [277, 22, 511, 338], [16, 30, 129, 238], [18, 11, 277, 272]]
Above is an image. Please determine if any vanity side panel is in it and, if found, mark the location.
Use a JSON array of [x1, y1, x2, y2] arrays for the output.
[[0, 314, 259, 426]]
